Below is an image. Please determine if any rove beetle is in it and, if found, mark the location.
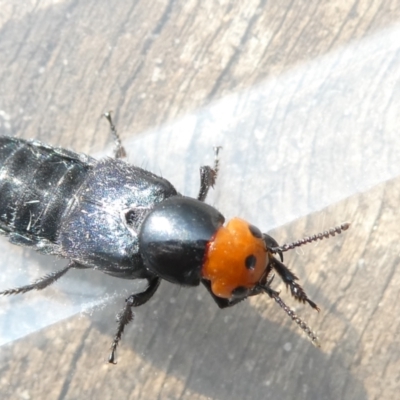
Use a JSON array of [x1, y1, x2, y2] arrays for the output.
[[0, 113, 349, 363]]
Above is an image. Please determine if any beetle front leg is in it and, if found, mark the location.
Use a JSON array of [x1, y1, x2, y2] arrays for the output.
[[270, 258, 320, 311], [197, 146, 222, 202], [109, 276, 161, 364]]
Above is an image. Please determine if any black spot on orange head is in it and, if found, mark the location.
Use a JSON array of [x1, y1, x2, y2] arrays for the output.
[[245, 254, 257, 270], [248, 224, 262, 238]]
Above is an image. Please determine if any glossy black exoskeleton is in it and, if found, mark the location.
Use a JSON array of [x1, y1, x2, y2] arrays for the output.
[[0, 113, 349, 363]]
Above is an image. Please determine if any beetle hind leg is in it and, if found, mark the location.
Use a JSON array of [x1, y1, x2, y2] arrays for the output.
[[109, 276, 161, 364], [0, 261, 76, 295]]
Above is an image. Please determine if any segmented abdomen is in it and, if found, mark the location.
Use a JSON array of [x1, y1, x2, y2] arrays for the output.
[[0, 137, 94, 250]]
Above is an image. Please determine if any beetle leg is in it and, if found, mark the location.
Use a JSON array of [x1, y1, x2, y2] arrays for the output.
[[109, 276, 161, 364], [197, 146, 222, 202], [270, 258, 320, 311], [103, 111, 127, 159], [0, 261, 77, 296]]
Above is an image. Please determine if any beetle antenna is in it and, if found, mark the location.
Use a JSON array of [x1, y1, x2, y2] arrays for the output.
[[273, 223, 350, 254], [260, 283, 320, 346]]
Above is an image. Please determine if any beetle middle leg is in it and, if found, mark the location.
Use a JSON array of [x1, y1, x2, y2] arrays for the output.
[[197, 146, 222, 202], [103, 111, 127, 159], [109, 276, 161, 364]]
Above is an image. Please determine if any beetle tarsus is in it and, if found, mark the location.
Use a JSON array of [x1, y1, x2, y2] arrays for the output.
[[197, 166, 216, 202], [197, 146, 222, 202], [212, 146, 222, 177], [0, 261, 75, 296], [103, 111, 127, 159], [109, 277, 160, 364]]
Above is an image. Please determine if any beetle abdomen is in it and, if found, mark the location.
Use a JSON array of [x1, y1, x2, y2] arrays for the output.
[[0, 137, 93, 250]]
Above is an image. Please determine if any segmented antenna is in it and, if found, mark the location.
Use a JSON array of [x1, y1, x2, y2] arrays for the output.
[[277, 223, 350, 253], [258, 275, 320, 346], [272, 292, 320, 346], [261, 285, 320, 346]]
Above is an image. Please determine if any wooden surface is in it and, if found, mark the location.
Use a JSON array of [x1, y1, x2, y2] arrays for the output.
[[1, 1, 400, 399]]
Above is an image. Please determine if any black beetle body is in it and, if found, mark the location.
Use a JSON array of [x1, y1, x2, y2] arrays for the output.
[[0, 116, 349, 363]]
